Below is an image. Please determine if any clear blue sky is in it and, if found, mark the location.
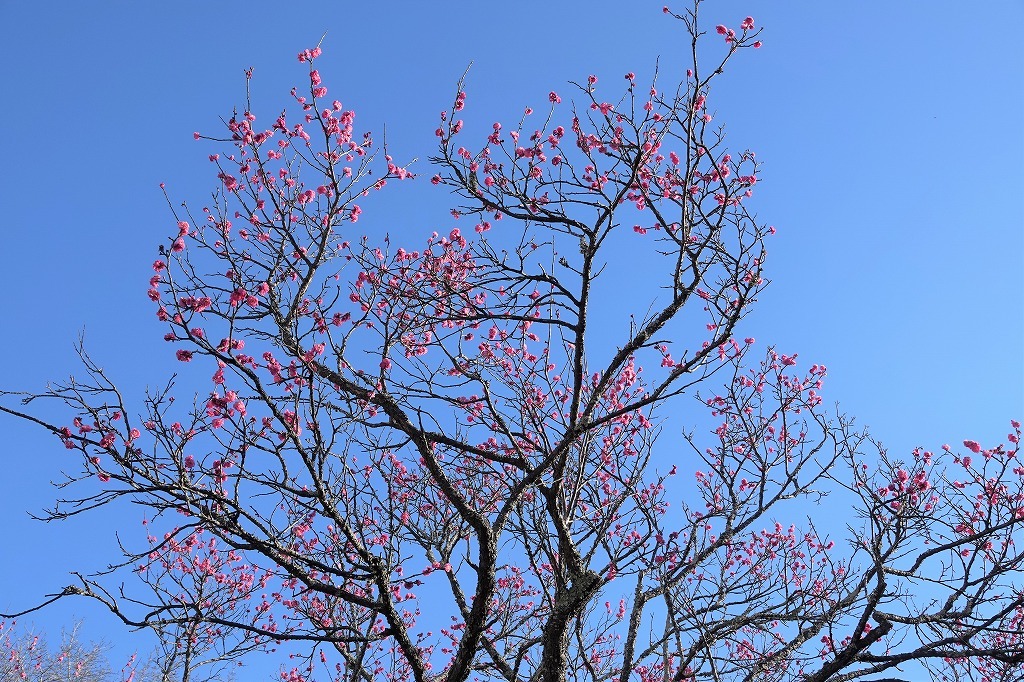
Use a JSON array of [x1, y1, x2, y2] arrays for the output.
[[1, 0, 1021, 676]]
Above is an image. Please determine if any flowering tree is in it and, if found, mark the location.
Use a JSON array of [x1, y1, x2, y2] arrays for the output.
[[2, 2, 1022, 681], [0, 621, 125, 682], [0, 620, 227, 682]]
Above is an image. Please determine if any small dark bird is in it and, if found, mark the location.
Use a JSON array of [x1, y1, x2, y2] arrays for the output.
[[158, 244, 166, 256]]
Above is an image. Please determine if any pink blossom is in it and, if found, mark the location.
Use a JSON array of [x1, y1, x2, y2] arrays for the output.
[[963, 439, 982, 454], [716, 25, 728, 35], [219, 173, 239, 190], [741, 16, 755, 30], [176, 350, 193, 362]]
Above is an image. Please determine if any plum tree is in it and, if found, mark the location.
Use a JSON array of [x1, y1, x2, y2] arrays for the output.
[[2, 3, 1021, 682]]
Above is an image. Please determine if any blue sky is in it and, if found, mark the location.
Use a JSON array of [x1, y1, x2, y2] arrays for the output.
[[0, 0, 1021, 676]]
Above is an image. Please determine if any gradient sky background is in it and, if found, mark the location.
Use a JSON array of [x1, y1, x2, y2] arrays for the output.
[[1, 0, 1021, 677]]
